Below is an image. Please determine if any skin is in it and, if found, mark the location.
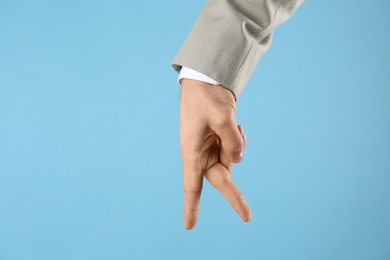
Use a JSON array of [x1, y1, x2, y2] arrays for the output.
[[180, 78, 252, 230]]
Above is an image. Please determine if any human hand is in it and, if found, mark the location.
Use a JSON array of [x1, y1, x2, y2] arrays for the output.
[[180, 79, 252, 230]]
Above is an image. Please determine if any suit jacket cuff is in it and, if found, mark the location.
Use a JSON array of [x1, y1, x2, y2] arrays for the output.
[[172, 0, 304, 99]]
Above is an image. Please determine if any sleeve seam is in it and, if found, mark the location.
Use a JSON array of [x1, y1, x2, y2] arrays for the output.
[[229, 40, 253, 95]]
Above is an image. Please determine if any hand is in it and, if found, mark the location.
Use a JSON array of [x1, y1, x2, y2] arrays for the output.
[[180, 78, 252, 230]]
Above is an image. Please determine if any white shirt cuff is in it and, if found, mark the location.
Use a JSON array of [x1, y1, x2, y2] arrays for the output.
[[178, 67, 221, 86]]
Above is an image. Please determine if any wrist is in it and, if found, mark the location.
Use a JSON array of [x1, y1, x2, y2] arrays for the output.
[[181, 79, 236, 103]]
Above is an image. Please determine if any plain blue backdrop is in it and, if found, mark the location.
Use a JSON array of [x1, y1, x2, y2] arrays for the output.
[[0, 0, 389, 259]]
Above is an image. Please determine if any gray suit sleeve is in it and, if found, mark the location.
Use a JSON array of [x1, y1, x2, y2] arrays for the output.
[[172, 0, 305, 99]]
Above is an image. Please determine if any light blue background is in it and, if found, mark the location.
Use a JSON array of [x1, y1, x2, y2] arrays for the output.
[[1, 0, 389, 259]]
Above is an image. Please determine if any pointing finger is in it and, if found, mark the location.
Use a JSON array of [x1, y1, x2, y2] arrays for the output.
[[182, 157, 204, 230]]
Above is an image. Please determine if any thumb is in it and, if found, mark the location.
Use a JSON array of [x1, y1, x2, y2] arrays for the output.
[[215, 123, 245, 163]]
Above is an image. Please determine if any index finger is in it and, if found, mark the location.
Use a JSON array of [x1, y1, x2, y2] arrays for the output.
[[182, 158, 204, 230]]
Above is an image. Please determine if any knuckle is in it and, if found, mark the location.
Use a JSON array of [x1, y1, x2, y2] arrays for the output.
[[230, 152, 243, 163], [213, 111, 235, 128], [212, 174, 233, 190], [221, 176, 234, 186], [234, 193, 245, 203], [186, 208, 199, 213], [224, 138, 244, 162], [184, 189, 202, 194]]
